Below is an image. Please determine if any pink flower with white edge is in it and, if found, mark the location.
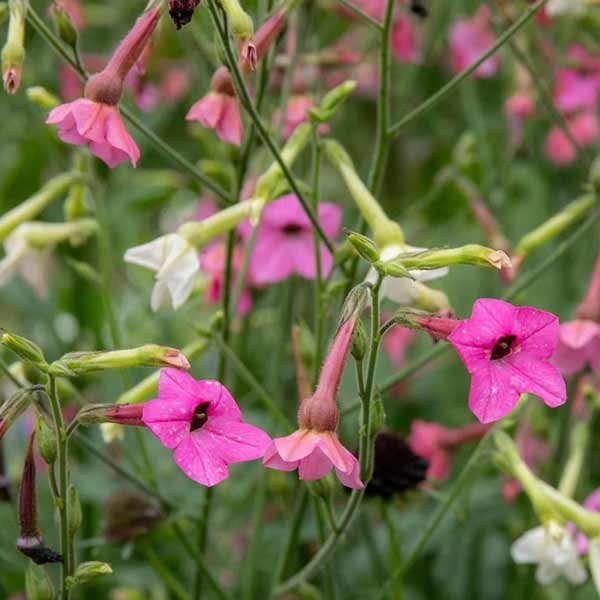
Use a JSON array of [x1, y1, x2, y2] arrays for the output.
[[46, 7, 160, 167], [263, 318, 363, 489], [448, 298, 566, 424], [241, 194, 342, 286], [448, 6, 499, 78], [391, 15, 421, 65], [553, 256, 600, 375], [186, 67, 243, 146], [142, 369, 271, 487]]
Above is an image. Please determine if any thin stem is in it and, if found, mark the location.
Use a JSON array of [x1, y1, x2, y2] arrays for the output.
[[47, 375, 71, 599], [387, 0, 546, 139], [312, 496, 337, 600], [25, 5, 230, 205], [193, 486, 214, 599], [381, 502, 402, 600], [337, 0, 383, 30], [208, 0, 337, 257], [140, 540, 192, 600]]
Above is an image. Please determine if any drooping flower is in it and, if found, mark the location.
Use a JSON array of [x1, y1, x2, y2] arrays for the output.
[[511, 522, 587, 585], [241, 194, 341, 286], [124, 233, 199, 311], [408, 420, 490, 481], [544, 111, 599, 166], [553, 256, 600, 375], [47, 7, 161, 167], [142, 369, 271, 486], [448, 6, 499, 78], [186, 67, 243, 146], [263, 318, 364, 489], [391, 15, 421, 64], [448, 298, 566, 424]]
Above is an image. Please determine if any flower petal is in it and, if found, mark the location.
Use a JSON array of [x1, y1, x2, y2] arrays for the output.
[[172, 434, 229, 486], [202, 418, 270, 463], [263, 441, 298, 471], [511, 527, 545, 563], [468, 365, 520, 424], [505, 355, 566, 409], [298, 446, 333, 480], [275, 430, 320, 462]]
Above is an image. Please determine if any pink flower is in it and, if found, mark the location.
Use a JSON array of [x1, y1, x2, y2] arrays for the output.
[[408, 420, 490, 481], [554, 69, 599, 113], [263, 318, 364, 489], [505, 91, 535, 119], [274, 95, 329, 139], [142, 369, 271, 486], [448, 6, 499, 78], [448, 298, 566, 423], [335, 0, 386, 22], [391, 15, 421, 64], [242, 194, 342, 286], [382, 323, 415, 369], [544, 111, 599, 165], [200, 242, 254, 315], [186, 67, 243, 146], [46, 7, 160, 167], [47, 100, 140, 167]]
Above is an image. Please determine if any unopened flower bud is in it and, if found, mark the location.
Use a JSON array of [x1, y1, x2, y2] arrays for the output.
[[67, 561, 113, 588], [1, 0, 26, 94], [104, 490, 163, 542], [413, 313, 459, 341], [339, 283, 369, 326], [380, 260, 413, 279], [50, 345, 190, 376], [35, 416, 56, 466], [17, 433, 63, 565], [168, 0, 200, 29], [219, 0, 254, 61], [309, 80, 356, 123], [51, 6, 78, 47], [350, 319, 368, 361], [346, 230, 379, 263], [0, 388, 33, 439], [26, 86, 60, 110], [396, 245, 511, 271], [77, 403, 145, 427], [1, 331, 46, 367], [25, 564, 54, 600], [68, 485, 82, 538]]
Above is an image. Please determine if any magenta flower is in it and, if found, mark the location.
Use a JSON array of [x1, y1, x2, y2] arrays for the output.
[[186, 67, 243, 146], [448, 6, 499, 78], [408, 420, 490, 481], [448, 298, 566, 423], [263, 318, 363, 489], [47, 7, 160, 167], [391, 15, 421, 65], [142, 369, 271, 486], [544, 111, 599, 165], [241, 194, 341, 286]]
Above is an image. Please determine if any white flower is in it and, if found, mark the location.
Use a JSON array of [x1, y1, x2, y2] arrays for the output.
[[366, 244, 449, 305], [546, 0, 587, 16], [124, 234, 200, 311], [0, 225, 51, 297], [511, 523, 587, 586]]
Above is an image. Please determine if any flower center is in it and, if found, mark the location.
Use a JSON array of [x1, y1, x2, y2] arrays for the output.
[[283, 223, 303, 235], [490, 335, 516, 360], [190, 402, 210, 432]]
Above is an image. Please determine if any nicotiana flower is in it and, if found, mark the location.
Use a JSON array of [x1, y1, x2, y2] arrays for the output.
[[448, 6, 499, 78], [553, 256, 600, 375], [408, 420, 490, 481], [241, 194, 342, 286], [263, 318, 363, 489], [544, 111, 599, 166], [448, 298, 566, 424], [142, 369, 270, 486], [391, 15, 421, 65], [124, 233, 199, 311], [511, 522, 587, 586], [46, 7, 161, 167]]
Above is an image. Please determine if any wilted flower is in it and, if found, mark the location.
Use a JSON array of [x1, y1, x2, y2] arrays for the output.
[[448, 298, 566, 423], [104, 490, 163, 542], [264, 318, 363, 489], [168, 0, 200, 29], [142, 369, 270, 486], [124, 233, 199, 311], [241, 194, 341, 286]]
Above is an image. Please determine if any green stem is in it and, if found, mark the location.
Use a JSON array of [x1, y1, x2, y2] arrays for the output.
[[47, 375, 71, 599], [386, 0, 546, 139], [25, 6, 230, 205], [312, 496, 337, 600], [336, 0, 382, 30], [381, 502, 401, 600], [141, 540, 191, 600], [193, 486, 214, 600]]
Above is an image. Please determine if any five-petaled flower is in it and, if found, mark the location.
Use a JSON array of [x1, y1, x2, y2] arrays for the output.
[[142, 369, 271, 487], [448, 298, 566, 423]]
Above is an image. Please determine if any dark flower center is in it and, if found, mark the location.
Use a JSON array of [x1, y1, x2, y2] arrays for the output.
[[190, 402, 210, 432], [283, 223, 303, 235], [490, 335, 516, 360]]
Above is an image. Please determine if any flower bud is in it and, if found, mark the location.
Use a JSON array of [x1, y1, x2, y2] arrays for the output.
[[380, 260, 413, 279], [309, 80, 356, 123], [49, 345, 190, 376], [67, 561, 113, 588], [104, 490, 163, 542], [26, 86, 60, 110], [168, 0, 200, 29], [68, 485, 82, 538], [339, 283, 369, 326], [0, 388, 33, 439], [76, 403, 145, 427], [394, 245, 511, 271], [35, 416, 57, 466], [1, 331, 46, 367], [51, 6, 78, 47], [1, 0, 26, 94], [346, 230, 379, 263], [350, 319, 368, 362], [413, 313, 459, 341], [25, 564, 55, 600]]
